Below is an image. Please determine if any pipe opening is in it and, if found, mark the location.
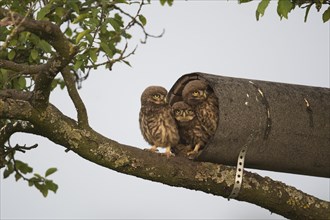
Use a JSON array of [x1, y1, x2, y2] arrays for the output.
[[168, 73, 219, 159]]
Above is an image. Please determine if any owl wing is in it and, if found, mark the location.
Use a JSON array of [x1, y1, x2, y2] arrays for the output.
[[162, 107, 180, 146], [139, 106, 154, 145], [196, 94, 219, 136], [139, 106, 179, 147]]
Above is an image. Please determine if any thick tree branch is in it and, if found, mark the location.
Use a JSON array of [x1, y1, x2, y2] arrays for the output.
[[0, 89, 32, 101], [0, 120, 35, 146], [0, 56, 73, 77], [0, 96, 328, 220], [0, 59, 41, 75], [61, 67, 89, 128]]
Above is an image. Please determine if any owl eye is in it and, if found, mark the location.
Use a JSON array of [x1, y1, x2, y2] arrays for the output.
[[192, 91, 199, 97], [187, 110, 194, 114], [174, 110, 181, 115], [153, 94, 161, 99]]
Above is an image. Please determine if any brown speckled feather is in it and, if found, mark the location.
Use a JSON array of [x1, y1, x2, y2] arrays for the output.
[[182, 80, 219, 137], [172, 101, 210, 148], [139, 86, 179, 149]]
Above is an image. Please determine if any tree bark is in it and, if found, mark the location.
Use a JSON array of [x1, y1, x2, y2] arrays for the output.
[[0, 92, 329, 220]]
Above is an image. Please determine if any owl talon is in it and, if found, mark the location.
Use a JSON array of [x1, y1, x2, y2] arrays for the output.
[[164, 146, 175, 158], [187, 150, 199, 159], [187, 150, 197, 156], [164, 151, 175, 158], [144, 146, 159, 153]]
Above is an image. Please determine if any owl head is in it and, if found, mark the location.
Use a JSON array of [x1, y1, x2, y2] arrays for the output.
[[172, 101, 195, 122], [182, 80, 209, 106], [141, 86, 168, 106]]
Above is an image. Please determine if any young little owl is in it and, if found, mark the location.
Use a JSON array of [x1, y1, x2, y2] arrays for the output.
[[139, 86, 179, 157], [182, 80, 219, 137], [172, 101, 210, 158]]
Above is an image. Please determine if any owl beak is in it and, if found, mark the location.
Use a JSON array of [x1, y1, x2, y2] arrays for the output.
[[203, 91, 207, 98], [164, 97, 168, 104]]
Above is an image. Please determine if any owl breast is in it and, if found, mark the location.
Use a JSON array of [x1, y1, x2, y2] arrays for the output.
[[178, 117, 209, 148], [139, 106, 179, 147]]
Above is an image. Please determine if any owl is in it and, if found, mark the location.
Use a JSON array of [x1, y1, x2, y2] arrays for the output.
[[139, 86, 179, 157], [172, 101, 210, 158], [182, 80, 219, 137]]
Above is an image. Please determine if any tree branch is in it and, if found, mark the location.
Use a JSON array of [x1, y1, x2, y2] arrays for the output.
[[61, 67, 89, 128], [0, 120, 35, 146], [0, 59, 41, 75], [0, 96, 328, 220]]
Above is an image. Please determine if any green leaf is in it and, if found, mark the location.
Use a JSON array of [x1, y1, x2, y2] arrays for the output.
[[4, 161, 15, 179], [37, 4, 51, 20], [277, 0, 293, 20], [85, 33, 94, 44], [69, 2, 80, 13], [15, 160, 33, 174], [65, 27, 73, 37], [9, 39, 17, 47], [55, 7, 65, 18], [28, 180, 34, 187], [8, 50, 16, 60], [45, 167, 57, 177], [304, 4, 312, 22], [0, 69, 8, 88], [239, 0, 253, 3], [73, 59, 83, 71], [160, 0, 174, 6], [17, 76, 26, 89], [167, 0, 173, 6], [13, 76, 26, 90], [0, 27, 8, 41], [100, 41, 114, 58], [114, 0, 127, 3], [3, 169, 13, 179], [89, 48, 98, 63], [15, 173, 22, 181], [76, 29, 92, 44], [323, 6, 330, 23], [122, 60, 131, 67], [72, 13, 90, 24], [51, 79, 66, 91], [35, 183, 48, 197], [256, 0, 270, 21], [138, 15, 147, 26], [31, 49, 38, 60], [108, 18, 121, 32], [45, 180, 58, 193], [34, 173, 43, 179], [38, 40, 52, 53]]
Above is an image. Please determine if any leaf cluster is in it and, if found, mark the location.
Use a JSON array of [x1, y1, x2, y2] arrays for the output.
[[240, 0, 330, 22], [0, 0, 154, 91], [3, 151, 58, 197], [0, 0, 162, 198], [160, 0, 174, 6]]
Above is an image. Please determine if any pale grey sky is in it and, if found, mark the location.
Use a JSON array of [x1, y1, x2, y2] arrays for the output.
[[1, 1, 329, 219]]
